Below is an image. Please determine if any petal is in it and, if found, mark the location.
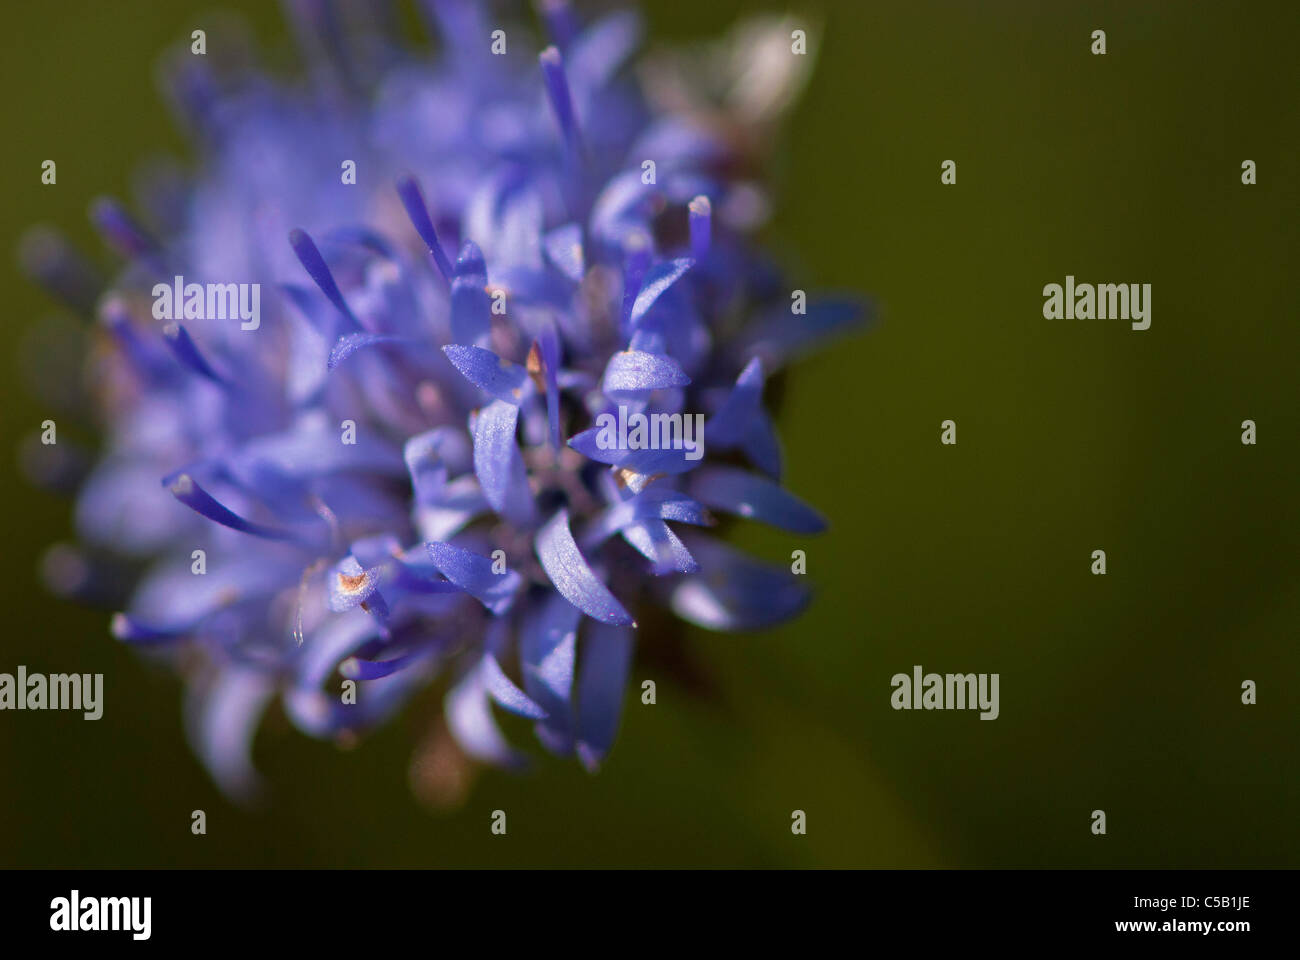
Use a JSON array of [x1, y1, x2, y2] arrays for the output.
[[520, 592, 581, 752], [584, 486, 714, 547], [443, 344, 530, 404], [445, 663, 529, 769], [567, 426, 702, 476], [669, 537, 810, 631], [414, 473, 490, 542], [450, 240, 491, 348], [621, 519, 698, 574], [740, 297, 871, 369], [184, 665, 275, 803], [630, 257, 694, 326], [543, 222, 585, 283], [426, 540, 521, 615], [706, 356, 764, 449], [690, 466, 824, 533], [483, 653, 549, 719], [575, 623, 634, 772], [602, 349, 690, 396], [472, 399, 536, 527], [535, 508, 635, 626], [328, 332, 415, 369]]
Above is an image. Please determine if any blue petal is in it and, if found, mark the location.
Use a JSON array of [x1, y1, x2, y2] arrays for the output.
[[450, 240, 491, 348], [740, 297, 871, 368], [622, 519, 698, 574], [426, 541, 521, 615], [414, 474, 490, 542], [535, 508, 635, 626], [568, 10, 643, 91], [443, 344, 530, 404], [567, 427, 701, 476], [602, 349, 690, 396], [576, 623, 634, 772], [328, 332, 414, 369], [706, 356, 764, 449], [742, 411, 783, 480], [472, 400, 536, 527], [584, 486, 714, 546], [184, 665, 275, 802], [690, 466, 824, 533], [543, 222, 585, 283], [630, 257, 693, 326], [669, 537, 810, 631], [520, 592, 581, 753], [483, 653, 549, 719], [445, 662, 529, 769]]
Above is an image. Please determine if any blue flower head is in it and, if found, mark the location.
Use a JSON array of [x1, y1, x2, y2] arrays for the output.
[[25, 1, 867, 800]]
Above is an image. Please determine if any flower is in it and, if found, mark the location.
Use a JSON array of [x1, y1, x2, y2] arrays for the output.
[[24, 1, 866, 800]]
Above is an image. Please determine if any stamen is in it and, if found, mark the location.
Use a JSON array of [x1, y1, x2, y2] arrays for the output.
[[162, 322, 228, 385], [689, 195, 712, 261], [18, 226, 102, 314], [540, 46, 584, 160], [100, 298, 168, 381], [89, 197, 165, 274], [538, 0, 579, 50], [165, 472, 304, 542], [288, 227, 360, 328], [395, 174, 453, 282], [111, 612, 187, 645]]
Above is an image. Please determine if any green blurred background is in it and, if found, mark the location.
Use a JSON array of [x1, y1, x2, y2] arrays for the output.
[[1, 0, 1296, 868]]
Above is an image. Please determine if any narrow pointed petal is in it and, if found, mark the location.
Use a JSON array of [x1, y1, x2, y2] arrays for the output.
[[426, 540, 521, 615], [706, 356, 764, 448], [576, 623, 634, 772], [328, 332, 414, 369], [584, 486, 714, 546], [543, 222, 585, 283], [690, 466, 824, 533], [535, 509, 635, 626], [669, 537, 809, 631], [621, 519, 698, 574], [521, 592, 581, 752], [471, 399, 536, 527], [185, 666, 275, 802], [443, 344, 530, 404], [630, 257, 693, 326], [483, 653, 549, 719], [445, 663, 529, 770], [450, 240, 491, 348]]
